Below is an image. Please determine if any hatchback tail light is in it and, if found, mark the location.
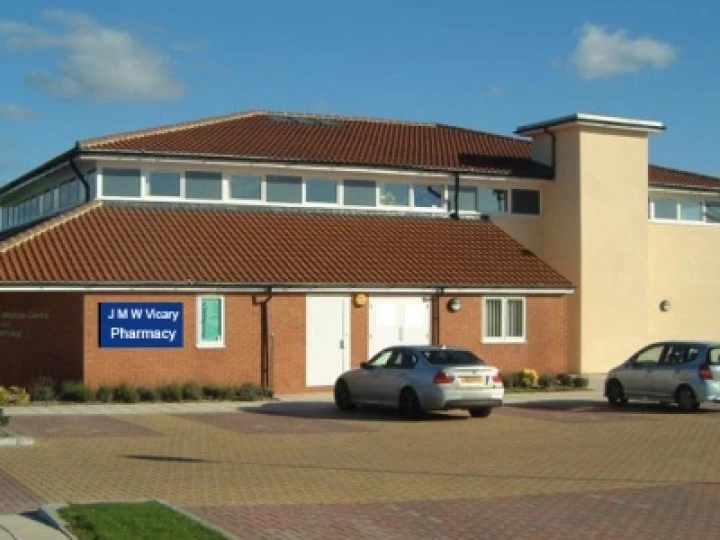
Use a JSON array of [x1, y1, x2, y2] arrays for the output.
[[699, 364, 714, 380], [492, 373, 504, 385], [433, 371, 455, 384]]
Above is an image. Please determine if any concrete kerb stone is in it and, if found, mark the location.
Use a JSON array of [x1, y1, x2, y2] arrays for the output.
[[0, 429, 34, 446], [38, 500, 237, 540]]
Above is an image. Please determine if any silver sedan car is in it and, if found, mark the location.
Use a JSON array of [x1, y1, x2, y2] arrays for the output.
[[605, 340, 720, 412], [334, 345, 504, 419]]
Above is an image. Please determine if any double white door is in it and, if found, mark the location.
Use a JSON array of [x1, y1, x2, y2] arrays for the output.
[[368, 297, 430, 357]]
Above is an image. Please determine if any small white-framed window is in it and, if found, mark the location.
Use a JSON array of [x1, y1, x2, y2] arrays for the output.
[[483, 297, 526, 343], [197, 296, 225, 348]]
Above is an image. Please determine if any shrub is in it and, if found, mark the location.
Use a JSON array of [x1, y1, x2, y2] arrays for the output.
[[537, 373, 556, 389], [556, 373, 573, 387], [0, 387, 9, 406], [8, 386, 30, 405], [60, 381, 95, 402], [159, 384, 183, 402], [96, 386, 114, 403], [572, 376, 590, 389], [521, 368, 539, 387], [29, 376, 56, 402], [236, 383, 260, 401], [218, 386, 237, 400], [261, 386, 275, 399], [138, 387, 160, 402], [0, 408, 10, 428], [114, 384, 140, 403], [502, 372, 522, 388], [182, 382, 202, 401], [202, 384, 222, 400]]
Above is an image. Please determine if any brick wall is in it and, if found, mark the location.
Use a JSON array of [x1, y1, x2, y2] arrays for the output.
[[0, 292, 84, 387], [84, 293, 262, 387], [437, 295, 569, 374], [350, 300, 368, 368]]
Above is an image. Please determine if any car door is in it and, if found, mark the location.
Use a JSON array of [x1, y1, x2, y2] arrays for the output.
[[353, 348, 394, 403], [651, 344, 698, 398], [623, 344, 666, 396], [375, 349, 418, 406]]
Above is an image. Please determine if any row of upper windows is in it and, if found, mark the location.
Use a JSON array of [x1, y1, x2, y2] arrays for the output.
[[649, 196, 720, 224], [1, 179, 84, 230], [101, 168, 542, 215]]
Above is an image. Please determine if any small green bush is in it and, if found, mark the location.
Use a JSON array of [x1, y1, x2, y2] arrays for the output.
[[60, 381, 95, 402], [138, 387, 160, 402], [182, 382, 202, 401], [29, 376, 56, 402], [96, 385, 114, 403], [8, 386, 30, 405], [218, 386, 237, 400], [236, 383, 260, 401], [0, 408, 10, 428], [502, 372, 522, 388], [114, 384, 140, 403], [556, 373, 573, 387], [202, 384, 222, 400], [537, 373, 556, 389], [261, 386, 275, 399], [572, 376, 589, 388], [0, 387, 10, 405], [159, 384, 183, 402]]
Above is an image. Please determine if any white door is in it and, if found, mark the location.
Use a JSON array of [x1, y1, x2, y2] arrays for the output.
[[368, 297, 430, 357], [306, 295, 350, 386]]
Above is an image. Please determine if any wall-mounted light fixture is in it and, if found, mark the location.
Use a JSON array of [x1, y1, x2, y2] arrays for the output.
[[659, 299, 671, 312], [448, 297, 462, 313], [353, 292, 368, 307]]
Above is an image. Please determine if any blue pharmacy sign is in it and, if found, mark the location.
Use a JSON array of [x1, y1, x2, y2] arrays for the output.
[[99, 302, 184, 348]]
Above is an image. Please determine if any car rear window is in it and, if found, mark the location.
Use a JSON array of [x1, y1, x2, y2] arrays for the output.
[[422, 350, 484, 366]]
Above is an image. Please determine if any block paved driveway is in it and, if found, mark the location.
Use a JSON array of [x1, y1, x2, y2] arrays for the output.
[[2, 399, 720, 539]]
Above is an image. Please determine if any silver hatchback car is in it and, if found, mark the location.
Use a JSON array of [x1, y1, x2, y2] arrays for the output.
[[334, 345, 504, 419], [605, 341, 720, 412]]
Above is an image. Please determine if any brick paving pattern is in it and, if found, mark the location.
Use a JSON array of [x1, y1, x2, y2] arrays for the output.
[[2, 400, 720, 538]]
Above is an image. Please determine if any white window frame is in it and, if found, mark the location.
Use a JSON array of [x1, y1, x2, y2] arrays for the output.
[[196, 295, 226, 348], [482, 297, 526, 343]]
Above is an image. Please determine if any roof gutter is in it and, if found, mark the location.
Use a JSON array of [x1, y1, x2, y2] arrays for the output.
[[544, 127, 556, 180]]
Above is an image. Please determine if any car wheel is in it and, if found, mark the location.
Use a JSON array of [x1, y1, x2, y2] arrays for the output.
[[334, 379, 355, 411], [468, 407, 493, 418], [606, 380, 629, 407], [676, 386, 699, 413], [399, 388, 422, 420]]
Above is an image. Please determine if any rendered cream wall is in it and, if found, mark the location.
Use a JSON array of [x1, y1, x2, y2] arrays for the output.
[[648, 223, 720, 341]]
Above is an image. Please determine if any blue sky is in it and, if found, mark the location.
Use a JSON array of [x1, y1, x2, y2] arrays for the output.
[[0, 0, 718, 185]]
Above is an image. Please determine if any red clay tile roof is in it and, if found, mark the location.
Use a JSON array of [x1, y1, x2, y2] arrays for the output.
[[79, 111, 720, 190], [80, 111, 549, 178], [0, 203, 572, 289], [649, 164, 720, 191]]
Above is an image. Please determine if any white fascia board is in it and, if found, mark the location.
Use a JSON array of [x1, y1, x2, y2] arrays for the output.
[[649, 186, 720, 197], [1, 285, 574, 295], [516, 113, 665, 136], [91, 155, 541, 183]]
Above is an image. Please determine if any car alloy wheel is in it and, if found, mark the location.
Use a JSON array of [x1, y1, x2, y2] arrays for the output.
[[399, 388, 422, 420], [334, 380, 355, 410], [676, 386, 699, 413], [607, 380, 628, 407]]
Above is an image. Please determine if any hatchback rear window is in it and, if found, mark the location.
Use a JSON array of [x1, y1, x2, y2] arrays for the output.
[[422, 350, 484, 366]]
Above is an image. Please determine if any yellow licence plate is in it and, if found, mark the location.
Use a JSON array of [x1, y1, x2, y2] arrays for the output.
[[460, 376, 486, 384]]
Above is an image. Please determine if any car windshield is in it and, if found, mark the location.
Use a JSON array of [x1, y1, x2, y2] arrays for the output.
[[422, 349, 484, 366]]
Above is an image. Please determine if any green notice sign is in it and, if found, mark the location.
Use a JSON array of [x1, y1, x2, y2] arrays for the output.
[[201, 298, 222, 341]]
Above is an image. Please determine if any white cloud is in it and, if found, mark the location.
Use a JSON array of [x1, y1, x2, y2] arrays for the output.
[[572, 24, 677, 80], [0, 9, 184, 101], [0, 104, 37, 120]]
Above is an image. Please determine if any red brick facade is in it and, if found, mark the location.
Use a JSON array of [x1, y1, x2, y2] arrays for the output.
[[0, 291, 569, 392]]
